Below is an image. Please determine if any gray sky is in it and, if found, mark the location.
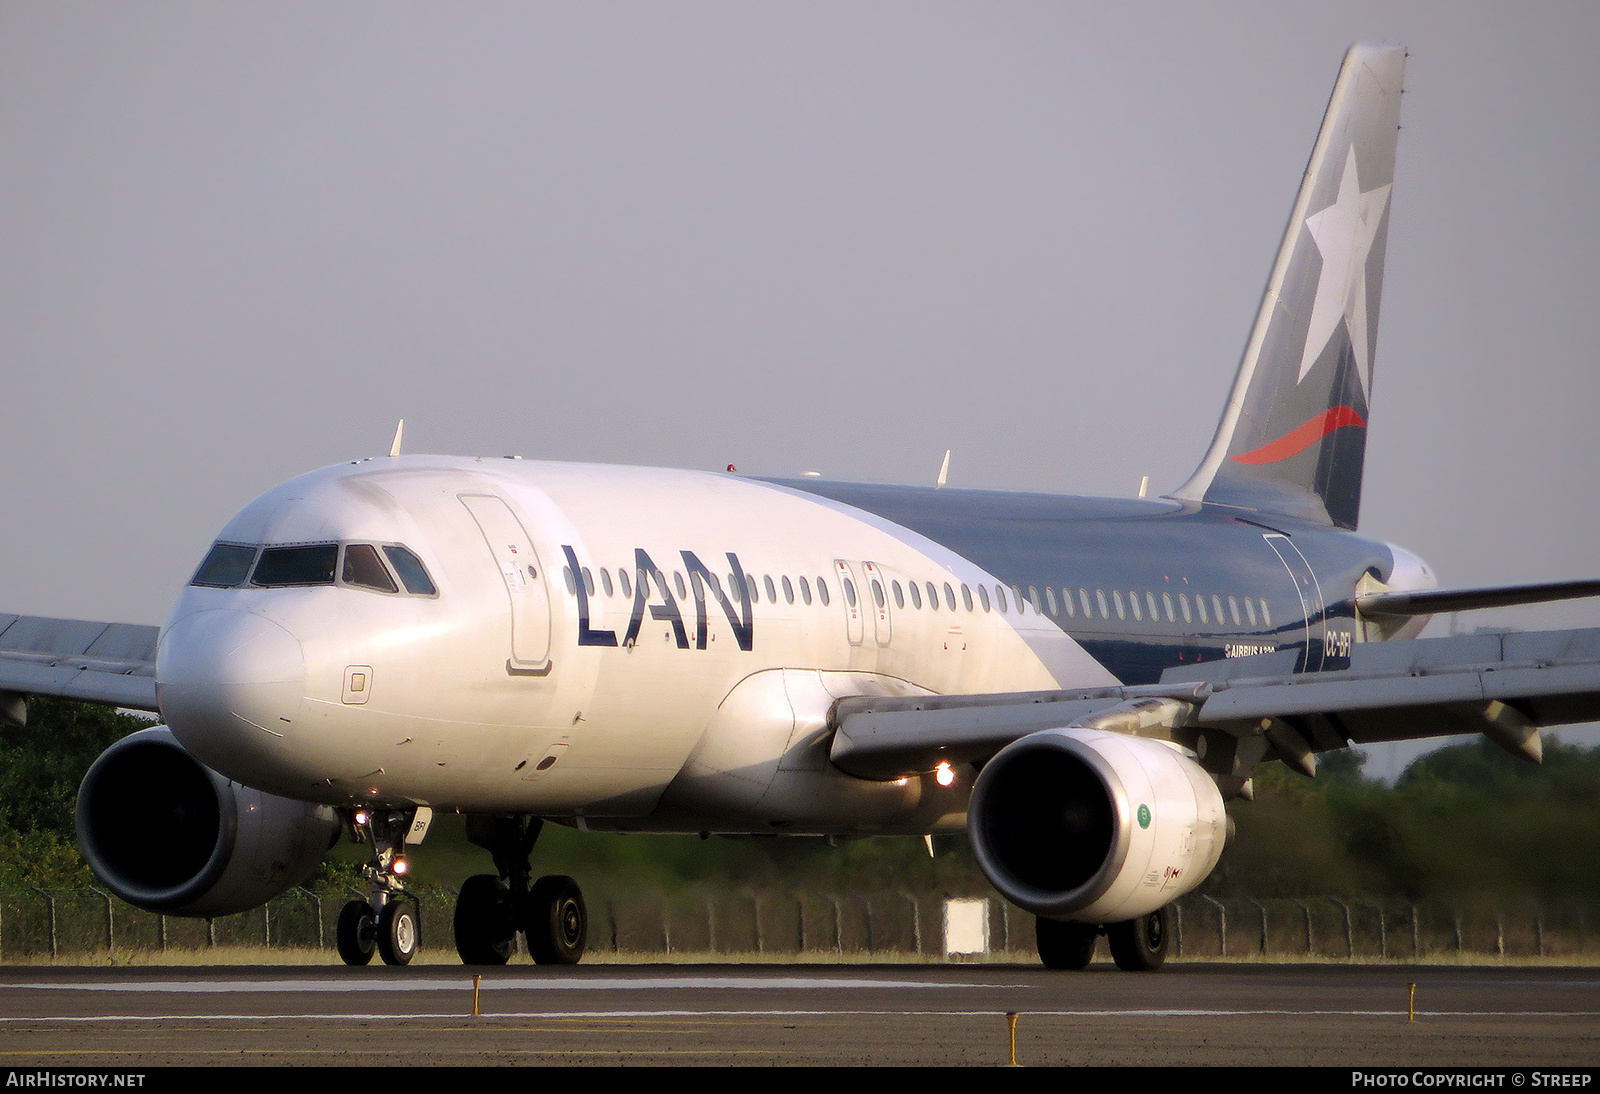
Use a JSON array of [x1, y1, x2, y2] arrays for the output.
[[3, 3, 1598, 771]]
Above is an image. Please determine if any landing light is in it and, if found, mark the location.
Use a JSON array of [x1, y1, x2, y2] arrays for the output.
[[353, 810, 371, 827], [393, 857, 409, 876], [935, 761, 956, 788]]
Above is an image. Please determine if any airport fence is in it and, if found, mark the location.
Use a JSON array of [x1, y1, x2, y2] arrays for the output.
[[0, 888, 1593, 962]]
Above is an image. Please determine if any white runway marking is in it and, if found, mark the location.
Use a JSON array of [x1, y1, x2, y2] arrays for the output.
[[1, 1009, 1598, 1023], [0, 976, 986, 994]]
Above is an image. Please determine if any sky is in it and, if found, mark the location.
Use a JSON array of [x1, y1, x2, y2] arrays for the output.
[[2, 3, 1597, 773]]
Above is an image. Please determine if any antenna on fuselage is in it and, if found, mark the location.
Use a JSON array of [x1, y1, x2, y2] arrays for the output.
[[936, 450, 950, 489], [389, 419, 405, 458]]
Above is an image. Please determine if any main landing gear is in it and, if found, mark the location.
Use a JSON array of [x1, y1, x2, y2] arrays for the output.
[[336, 807, 424, 967], [1036, 904, 1171, 972], [454, 816, 588, 966]]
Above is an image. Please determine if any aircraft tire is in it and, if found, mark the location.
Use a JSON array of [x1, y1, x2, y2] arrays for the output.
[[1107, 906, 1170, 972], [1035, 916, 1098, 970], [454, 874, 515, 965], [527, 874, 586, 966], [377, 900, 420, 966], [336, 899, 376, 966]]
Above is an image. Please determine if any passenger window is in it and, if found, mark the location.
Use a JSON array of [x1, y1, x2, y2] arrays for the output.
[[342, 544, 398, 593], [191, 543, 258, 588], [1113, 591, 1126, 620], [1179, 593, 1192, 623], [1060, 588, 1074, 618], [1045, 587, 1058, 616], [961, 584, 973, 612], [943, 583, 956, 611], [928, 582, 941, 611], [800, 576, 813, 605], [1096, 589, 1109, 618], [1129, 591, 1142, 621], [1260, 599, 1271, 627], [562, 567, 576, 595], [619, 569, 632, 599], [1228, 596, 1241, 626], [691, 572, 705, 602], [1011, 586, 1025, 614], [1146, 592, 1159, 620], [1212, 595, 1225, 624], [872, 580, 886, 608], [253, 544, 338, 587], [1080, 589, 1093, 618], [844, 579, 858, 607], [1162, 592, 1175, 622], [817, 578, 830, 606], [728, 573, 741, 601], [995, 585, 1008, 613], [892, 580, 904, 609], [582, 568, 595, 597], [600, 568, 614, 597], [978, 585, 991, 612], [764, 575, 777, 603], [745, 574, 758, 603], [674, 572, 688, 600], [1245, 596, 1257, 627], [909, 581, 923, 609], [783, 575, 795, 605], [1197, 595, 1209, 624]]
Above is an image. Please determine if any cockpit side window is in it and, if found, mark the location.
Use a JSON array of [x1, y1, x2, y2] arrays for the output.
[[383, 545, 438, 596], [190, 543, 258, 588], [342, 543, 399, 593], [252, 544, 338, 587]]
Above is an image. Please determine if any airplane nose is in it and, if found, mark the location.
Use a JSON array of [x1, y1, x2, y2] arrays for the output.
[[157, 610, 306, 778]]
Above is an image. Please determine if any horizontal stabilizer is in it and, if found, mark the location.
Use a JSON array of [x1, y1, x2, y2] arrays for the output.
[[1356, 579, 1600, 618]]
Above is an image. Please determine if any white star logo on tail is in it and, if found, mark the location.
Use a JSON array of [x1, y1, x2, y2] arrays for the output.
[[1297, 146, 1391, 397]]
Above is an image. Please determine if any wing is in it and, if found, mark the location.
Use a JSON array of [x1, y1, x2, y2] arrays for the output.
[[830, 627, 1600, 783], [0, 614, 159, 722]]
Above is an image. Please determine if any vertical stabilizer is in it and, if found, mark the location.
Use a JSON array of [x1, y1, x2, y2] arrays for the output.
[[1169, 44, 1405, 530]]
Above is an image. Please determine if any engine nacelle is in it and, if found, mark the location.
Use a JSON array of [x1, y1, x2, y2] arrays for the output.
[[969, 728, 1226, 923], [76, 726, 340, 917]]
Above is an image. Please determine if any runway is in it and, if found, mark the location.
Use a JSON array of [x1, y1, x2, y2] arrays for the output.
[[0, 962, 1596, 1066]]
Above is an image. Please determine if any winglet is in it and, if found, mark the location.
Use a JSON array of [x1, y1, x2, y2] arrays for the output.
[[936, 450, 950, 490], [389, 419, 405, 458]]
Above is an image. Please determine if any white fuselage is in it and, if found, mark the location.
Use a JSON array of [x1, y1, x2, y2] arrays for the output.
[[157, 456, 1116, 835]]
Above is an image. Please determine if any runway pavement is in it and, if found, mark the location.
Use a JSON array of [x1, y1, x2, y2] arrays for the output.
[[0, 962, 1596, 1066]]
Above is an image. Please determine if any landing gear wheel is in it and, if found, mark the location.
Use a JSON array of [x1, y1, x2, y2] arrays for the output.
[[526, 874, 587, 965], [337, 899, 376, 966], [1107, 905, 1170, 972], [377, 900, 420, 966], [1035, 916, 1098, 970], [454, 874, 515, 965]]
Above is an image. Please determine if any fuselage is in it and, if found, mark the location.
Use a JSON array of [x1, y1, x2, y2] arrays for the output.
[[155, 455, 1432, 835]]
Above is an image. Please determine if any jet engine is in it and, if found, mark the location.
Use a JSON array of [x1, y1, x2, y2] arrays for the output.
[[968, 728, 1226, 923], [76, 726, 340, 917]]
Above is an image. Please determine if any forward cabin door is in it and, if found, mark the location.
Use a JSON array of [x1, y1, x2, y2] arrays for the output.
[[460, 494, 552, 671]]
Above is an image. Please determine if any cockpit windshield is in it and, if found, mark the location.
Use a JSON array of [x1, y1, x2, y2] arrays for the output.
[[252, 544, 339, 587], [189, 543, 257, 588], [187, 540, 438, 596]]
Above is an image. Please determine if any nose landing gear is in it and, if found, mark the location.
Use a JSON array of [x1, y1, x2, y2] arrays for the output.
[[454, 816, 588, 966], [336, 807, 426, 967]]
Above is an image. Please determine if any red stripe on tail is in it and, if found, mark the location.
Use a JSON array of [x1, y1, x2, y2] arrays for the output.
[[1229, 406, 1367, 465]]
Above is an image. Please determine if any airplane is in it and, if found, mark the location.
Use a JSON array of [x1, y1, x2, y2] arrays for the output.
[[3, 42, 1599, 973]]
